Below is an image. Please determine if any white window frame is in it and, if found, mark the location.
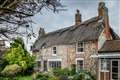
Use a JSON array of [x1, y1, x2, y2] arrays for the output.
[[76, 58, 84, 72], [100, 59, 110, 72], [76, 42, 85, 54], [48, 59, 62, 71], [52, 46, 57, 56]]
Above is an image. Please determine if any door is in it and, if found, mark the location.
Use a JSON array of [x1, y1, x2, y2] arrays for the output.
[[111, 60, 120, 80], [43, 61, 47, 71]]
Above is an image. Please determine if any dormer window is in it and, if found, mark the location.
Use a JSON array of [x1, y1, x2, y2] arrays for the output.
[[77, 42, 84, 52], [53, 47, 57, 55]]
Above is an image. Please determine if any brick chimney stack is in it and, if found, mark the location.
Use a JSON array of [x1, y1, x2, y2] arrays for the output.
[[98, 2, 112, 40], [75, 9, 82, 25]]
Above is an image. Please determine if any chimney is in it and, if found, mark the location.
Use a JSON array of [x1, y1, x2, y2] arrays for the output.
[[38, 27, 45, 37], [98, 2, 112, 40], [75, 9, 82, 25]]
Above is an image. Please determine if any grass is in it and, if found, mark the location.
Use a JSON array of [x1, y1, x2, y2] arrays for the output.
[[15, 76, 32, 80]]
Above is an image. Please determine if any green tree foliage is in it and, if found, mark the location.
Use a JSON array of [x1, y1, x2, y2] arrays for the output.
[[4, 37, 35, 70]]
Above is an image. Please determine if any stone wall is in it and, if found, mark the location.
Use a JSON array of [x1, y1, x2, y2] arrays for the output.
[[36, 40, 98, 74]]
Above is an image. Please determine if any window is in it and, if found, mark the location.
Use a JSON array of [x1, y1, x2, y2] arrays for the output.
[[77, 42, 84, 52], [37, 61, 41, 67], [49, 61, 61, 69], [53, 47, 57, 55], [35, 61, 41, 71], [76, 60, 84, 71], [101, 59, 110, 71], [112, 61, 118, 80]]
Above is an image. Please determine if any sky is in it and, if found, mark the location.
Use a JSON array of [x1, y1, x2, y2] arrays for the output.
[[26, 0, 120, 51]]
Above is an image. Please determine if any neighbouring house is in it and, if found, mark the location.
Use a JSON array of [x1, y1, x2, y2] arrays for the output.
[[91, 40, 120, 80], [32, 2, 120, 78]]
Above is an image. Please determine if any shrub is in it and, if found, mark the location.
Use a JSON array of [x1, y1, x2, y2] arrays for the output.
[[70, 64, 76, 76], [1, 64, 22, 77], [4, 37, 35, 71], [53, 68, 70, 77], [58, 75, 69, 80], [73, 70, 95, 80], [33, 72, 50, 80]]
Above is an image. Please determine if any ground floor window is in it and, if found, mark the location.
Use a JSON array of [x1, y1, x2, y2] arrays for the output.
[[34, 61, 41, 71], [76, 59, 84, 71], [101, 59, 110, 71], [112, 60, 119, 80], [37, 61, 41, 67], [49, 61, 61, 69]]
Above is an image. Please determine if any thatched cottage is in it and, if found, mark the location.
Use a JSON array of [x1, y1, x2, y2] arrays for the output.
[[32, 2, 120, 80]]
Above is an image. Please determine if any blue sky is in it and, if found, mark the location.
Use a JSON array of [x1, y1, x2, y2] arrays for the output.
[[27, 0, 120, 51]]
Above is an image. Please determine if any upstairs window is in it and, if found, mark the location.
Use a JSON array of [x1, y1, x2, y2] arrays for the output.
[[53, 47, 57, 55], [77, 42, 84, 52]]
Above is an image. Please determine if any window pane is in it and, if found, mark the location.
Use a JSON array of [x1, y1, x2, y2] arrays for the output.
[[112, 73, 118, 79], [53, 51, 56, 54], [78, 42, 83, 47], [112, 61, 118, 66], [53, 47, 56, 50], [112, 68, 118, 73], [77, 48, 83, 52]]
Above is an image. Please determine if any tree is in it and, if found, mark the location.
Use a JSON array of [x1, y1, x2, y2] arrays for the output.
[[4, 37, 35, 70], [0, 0, 64, 39]]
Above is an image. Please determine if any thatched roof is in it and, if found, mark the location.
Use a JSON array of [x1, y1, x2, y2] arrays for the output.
[[33, 16, 119, 50], [99, 40, 120, 53]]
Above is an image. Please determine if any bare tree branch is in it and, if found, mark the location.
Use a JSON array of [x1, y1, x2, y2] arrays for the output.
[[0, 0, 64, 40]]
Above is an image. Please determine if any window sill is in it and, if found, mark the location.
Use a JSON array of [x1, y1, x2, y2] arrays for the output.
[[76, 52, 85, 54], [100, 70, 110, 72], [52, 54, 57, 56]]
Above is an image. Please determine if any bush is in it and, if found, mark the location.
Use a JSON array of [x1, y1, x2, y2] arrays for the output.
[[73, 70, 95, 80], [58, 75, 69, 80], [53, 68, 71, 77], [32, 72, 50, 80], [70, 64, 76, 76], [1, 64, 22, 77]]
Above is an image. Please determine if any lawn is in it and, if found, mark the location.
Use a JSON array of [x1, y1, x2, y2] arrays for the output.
[[15, 76, 32, 80]]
